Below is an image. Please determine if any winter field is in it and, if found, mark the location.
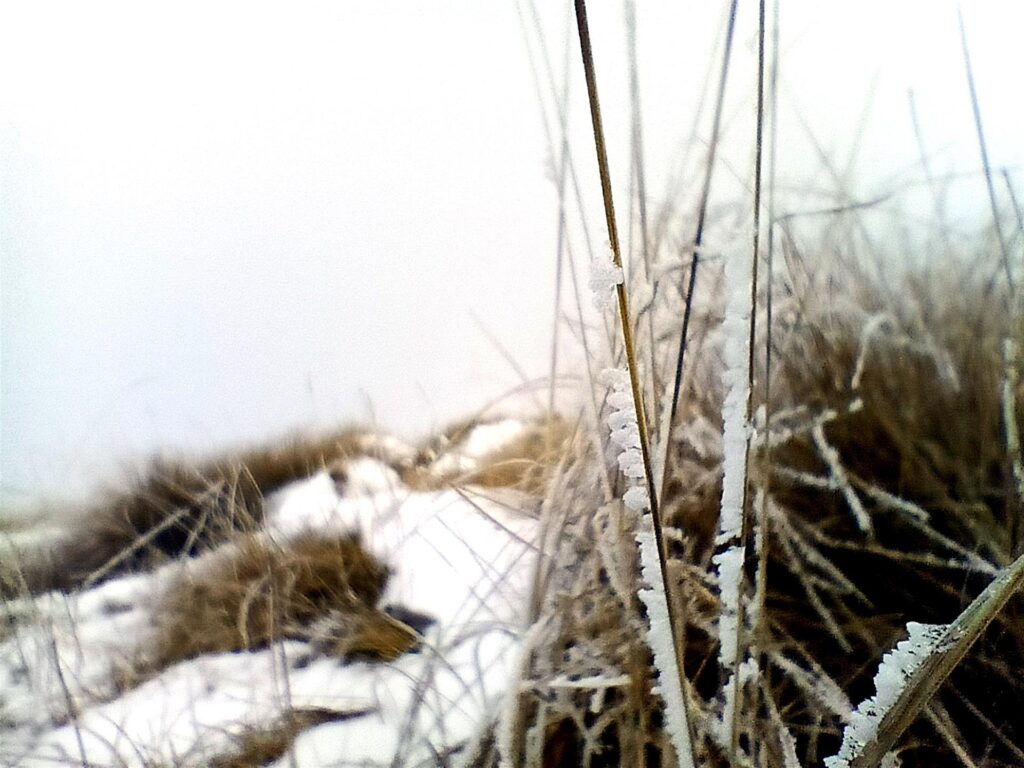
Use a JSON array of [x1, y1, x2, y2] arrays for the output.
[[3, 2, 1024, 767]]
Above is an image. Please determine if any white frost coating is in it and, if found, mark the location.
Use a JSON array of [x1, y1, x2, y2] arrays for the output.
[[716, 246, 752, 545], [812, 422, 873, 534], [851, 313, 892, 391], [712, 544, 744, 669], [623, 485, 650, 512], [824, 622, 947, 768], [636, 522, 696, 767], [600, 367, 650, 512], [779, 722, 803, 768], [618, 447, 646, 478], [715, 657, 759, 747], [589, 246, 624, 310], [547, 673, 632, 690], [714, 246, 753, 681]]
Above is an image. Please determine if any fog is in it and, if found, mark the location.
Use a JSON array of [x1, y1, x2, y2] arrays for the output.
[[2, 1, 1020, 502]]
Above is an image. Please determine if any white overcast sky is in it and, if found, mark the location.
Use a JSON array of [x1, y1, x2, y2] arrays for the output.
[[1, 1, 1021, 501]]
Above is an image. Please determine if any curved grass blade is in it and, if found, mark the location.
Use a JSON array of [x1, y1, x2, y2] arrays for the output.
[[826, 551, 1024, 768]]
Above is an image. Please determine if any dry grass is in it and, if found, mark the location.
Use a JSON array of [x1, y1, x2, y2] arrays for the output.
[[489, 256, 1024, 767], [406, 415, 573, 494], [2, 428, 379, 597], [208, 707, 364, 768], [5, 262, 1019, 767], [1, 418, 560, 600], [140, 530, 401, 677], [5, 264, 1020, 766]]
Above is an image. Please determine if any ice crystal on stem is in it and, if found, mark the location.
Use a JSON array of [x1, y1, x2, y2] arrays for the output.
[[589, 246, 624, 311], [599, 367, 649, 511]]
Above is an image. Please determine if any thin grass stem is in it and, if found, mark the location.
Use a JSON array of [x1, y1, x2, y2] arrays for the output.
[[958, 7, 1014, 293], [624, 0, 661, 431], [726, 0, 770, 755], [573, 3, 696, 765], [659, 0, 739, 504]]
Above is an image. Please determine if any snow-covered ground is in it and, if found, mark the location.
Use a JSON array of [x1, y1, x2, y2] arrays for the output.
[[1, 424, 542, 767]]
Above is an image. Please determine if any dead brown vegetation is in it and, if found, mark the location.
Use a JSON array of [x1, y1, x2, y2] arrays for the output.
[[142, 531, 404, 677], [3, 429, 378, 597], [3, 417, 563, 600], [208, 707, 363, 768], [497, 260, 1024, 768]]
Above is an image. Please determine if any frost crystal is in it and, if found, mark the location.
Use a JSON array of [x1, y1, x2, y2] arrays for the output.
[[623, 485, 650, 512], [712, 544, 744, 668], [589, 246, 624, 311], [716, 657, 759, 746], [600, 367, 649, 512], [714, 245, 753, 678], [636, 522, 695, 765], [824, 622, 947, 767], [716, 246, 753, 545]]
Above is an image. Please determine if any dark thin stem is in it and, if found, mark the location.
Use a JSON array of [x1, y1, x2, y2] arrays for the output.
[[726, 0, 769, 755], [755, 0, 781, 672], [659, 0, 740, 509], [959, 6, 1014, 293]]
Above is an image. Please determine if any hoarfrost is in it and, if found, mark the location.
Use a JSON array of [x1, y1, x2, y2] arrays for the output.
[[636, 522, 696, 766], [715, 657, 759, 747], [713, 245, 754, 678], [589, 246, 624, 311], [712, 544, 744, 669], [824, 622, 946, 767], [716, 246, 752, 546], [623, 485, 650, 512], [600, 367, 650, 511]]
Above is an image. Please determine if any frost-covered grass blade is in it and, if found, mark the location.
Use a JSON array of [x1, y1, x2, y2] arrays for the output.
[[826, 551, 1024, 768]]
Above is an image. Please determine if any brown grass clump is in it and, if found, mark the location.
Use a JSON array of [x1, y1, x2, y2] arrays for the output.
[[3, 417, 562, 599], [498, 258, 1024, 768], [143, 531, 411, 676], [738, 266, 1024, 767], [4, 429, 382, 597], [401, 415, 572, 495], [208, 707, 362, 768]]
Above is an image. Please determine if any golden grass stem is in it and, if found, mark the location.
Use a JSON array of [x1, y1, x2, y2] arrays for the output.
[[573, 3, 696, 765], [844, 551, 1024, 768], [573, 0, 657, 533]]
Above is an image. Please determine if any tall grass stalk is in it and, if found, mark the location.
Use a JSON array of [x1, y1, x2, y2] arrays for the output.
[[657, 0, 739, 504], [720, 0, 771, 756], [957, 7, 1014, 292], [753, 0, 781, 674], [573, 1, 696, 765]]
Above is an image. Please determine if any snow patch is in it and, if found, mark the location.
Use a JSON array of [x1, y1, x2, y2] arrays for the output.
[[2, 452, 539, 767]]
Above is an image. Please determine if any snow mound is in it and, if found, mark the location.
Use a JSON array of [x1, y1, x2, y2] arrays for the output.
[[1, 428, 541, 767]]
